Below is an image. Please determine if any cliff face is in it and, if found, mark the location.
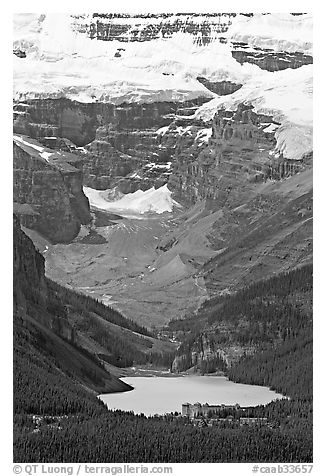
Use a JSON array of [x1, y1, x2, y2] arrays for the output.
[[13, 215, 131, 394], [12, 13, 312, 331], [13, 99, 98, 147], [14, 93, 309, 208], [13, 214, 72, 337], [13, 97, 211, 192], [13, 214, 47, 316], [171, 332, 253, 373], [171, 264, 313, 373], [13, 136, 91, 243], [13, 13, 312, 202], [168, 103, 307, 206], [196, 77, 242, 95], [231, 43, 312, 72], [77, 13, 312, 74], [85, 13, 234, 45]]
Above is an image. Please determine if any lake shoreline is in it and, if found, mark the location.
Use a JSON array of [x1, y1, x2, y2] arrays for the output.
[[100, 375, 285, 416], [119, 366, 226, 378]]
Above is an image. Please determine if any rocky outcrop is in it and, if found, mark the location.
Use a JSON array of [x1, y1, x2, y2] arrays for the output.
[[13, 99, 98, 146], [13, 214, 74, 339], [197, 77, 242, 96], [84, 13, 235, 45], [169, 103, 306, 206], [13, 137, 91, 243], [13, 214, 132, 394], [231, 43, 313, 72], [171, 264, 313, 374], [173, 325, 256, 373], [71, 14, 312, 72], [13, 97, 210, 145], [172, 338, 253, 373], [13, 48, 26, 58], [13, 214, 47, 316], [13, 97, 210, 192], [13, 94, 309, 205]]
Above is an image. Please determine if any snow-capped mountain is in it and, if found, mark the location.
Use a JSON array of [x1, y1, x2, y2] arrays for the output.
[[13, 13, 312, 325], [12, 13, 314, 463], [13, 13, 312, 162]]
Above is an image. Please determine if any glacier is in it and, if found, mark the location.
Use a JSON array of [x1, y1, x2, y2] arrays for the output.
[[13, 13, 312, 162], [84, 184, 181, 215]]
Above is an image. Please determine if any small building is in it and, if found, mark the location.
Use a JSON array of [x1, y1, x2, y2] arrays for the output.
[[181, 403, 191, 416]]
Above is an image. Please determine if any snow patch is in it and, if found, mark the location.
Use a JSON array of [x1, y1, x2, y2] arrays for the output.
[[195, 128, 213, 143], [145, 162, 172, 170], [156, 126, 170, 135], [227, 13, 313, 54], [40, 151, 53, 161], [14, 14, 311, 104], [84, 184, 180, 215], [14, 135, 54, 162], [195, 65, 312, 160], [129, 172, 142, 179], [13, 14, 312, 161], [14, 134, 44, 152], [263, 124, 279, 133]]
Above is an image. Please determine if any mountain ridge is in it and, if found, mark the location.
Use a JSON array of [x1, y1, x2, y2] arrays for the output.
[[12, 13, 313, 462]]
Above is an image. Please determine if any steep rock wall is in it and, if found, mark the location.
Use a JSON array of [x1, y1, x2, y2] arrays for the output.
[[13, 139, 91, 243], [13, 97, 210, 192], [13, 214, 132, 394], [169, 103, 306, 206], [13, 214, 74, 339], [13, 214, 48, 316], [231, 43, 312, 72], [86, 13, 235, 44]]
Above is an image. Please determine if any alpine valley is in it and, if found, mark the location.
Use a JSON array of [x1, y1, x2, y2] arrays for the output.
[[13, 12, 313, 463]]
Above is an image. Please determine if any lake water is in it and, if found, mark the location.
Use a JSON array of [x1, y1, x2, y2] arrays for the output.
[[99, 376, 284, 416]]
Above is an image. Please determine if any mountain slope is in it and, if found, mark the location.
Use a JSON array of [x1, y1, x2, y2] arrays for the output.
[[13, 214, 131, 393], [13, 214, 175, 389], [13, 134, 91, 243], [169, 264, 312, 383], [12, 13, 313, 330], [13, 12, 313, 463], [14, 225, 313, 462]]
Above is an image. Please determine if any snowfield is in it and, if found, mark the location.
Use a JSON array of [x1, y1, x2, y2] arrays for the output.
[[13, 13, 312, 161], [194, 64, 312, 161], [84, 184, 181, 215], [13, 13, 312, 102], [226, 13, 312, 54], [13, 134, 54, 162]]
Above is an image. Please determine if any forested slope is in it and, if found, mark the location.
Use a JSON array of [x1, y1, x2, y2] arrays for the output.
[[14, 221, 313, 462]]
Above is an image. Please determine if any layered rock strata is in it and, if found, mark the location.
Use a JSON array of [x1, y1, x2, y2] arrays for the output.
[[168, 103, 307, 206], [13, 136, 91, 243], [231, 43, 312, 72], [86, 13, 235, 44], [13, 97, 211, 192]]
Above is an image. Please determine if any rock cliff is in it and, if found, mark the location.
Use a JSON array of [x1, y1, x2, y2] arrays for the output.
[[170, 264, 313, 373], [231, 44, 312, 72], [13, 214, 73, 337], [13, 97, 211, 192], [169, 103, 308, 206], [86, 13, 234, 44], [12, 13, 313, 331], [13, 135, 91, 243], [13, 214, 132, 393], [13, 214, 47, 316]]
